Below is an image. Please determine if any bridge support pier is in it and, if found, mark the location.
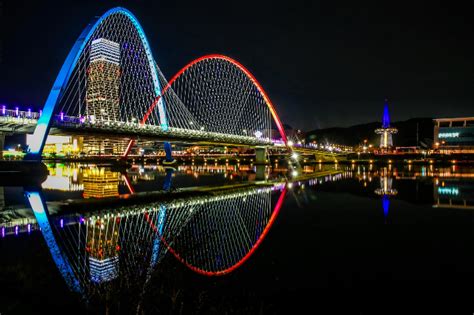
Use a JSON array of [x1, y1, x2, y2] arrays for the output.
[[162, 142, 176, 165], [256, 165, 266, 181], [0, 133, 4, 160], [255, 147, 267, 165], [163, 167, 174, 191]]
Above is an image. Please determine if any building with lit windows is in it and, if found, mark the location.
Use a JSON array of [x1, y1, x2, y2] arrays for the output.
[[26, 134, 83, 157], [86, 38, 121, 123], [433, 117, 474, 154]]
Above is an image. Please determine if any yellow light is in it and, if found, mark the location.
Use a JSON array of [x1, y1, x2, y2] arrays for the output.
[[388, 160, 392, 163], [452, 160, 456, 164]]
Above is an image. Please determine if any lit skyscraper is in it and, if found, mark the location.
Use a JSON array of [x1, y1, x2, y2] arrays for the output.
[[86, 38, 121, 122]]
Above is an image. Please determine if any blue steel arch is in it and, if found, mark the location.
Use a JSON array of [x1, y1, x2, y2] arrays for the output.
[[25, 7, 167, 160]]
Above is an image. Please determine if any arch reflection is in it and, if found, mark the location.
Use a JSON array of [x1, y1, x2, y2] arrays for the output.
[[23, 181, 287, 301]]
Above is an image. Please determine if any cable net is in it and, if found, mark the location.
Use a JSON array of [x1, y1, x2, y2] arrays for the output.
[[57, 11, 159, 125], [159, 187, 278, 275], [55, 11, 276, 145], [146, 56, 274, 142], [46, 184, 285, 299]]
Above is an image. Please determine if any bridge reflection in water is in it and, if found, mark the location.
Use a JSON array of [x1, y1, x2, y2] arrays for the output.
[[22, 178, 289, 303]]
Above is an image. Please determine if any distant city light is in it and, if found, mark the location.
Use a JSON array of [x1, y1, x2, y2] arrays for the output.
[[291, 152, 298, 160], [439, 132, 459, 138], [438, 187, 459, 196]]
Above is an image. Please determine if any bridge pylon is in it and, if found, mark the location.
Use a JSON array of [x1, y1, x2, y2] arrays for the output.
[[255, 147, 267, 165]]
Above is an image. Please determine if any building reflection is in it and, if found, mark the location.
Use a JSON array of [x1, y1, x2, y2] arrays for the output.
[[86, 214, 120, 282], [39, 162, 325, 194], [433, 177, 474, 210], [83, 168, 120, 198], [374, 167, 397, 221], [18, 180, 288, 309]]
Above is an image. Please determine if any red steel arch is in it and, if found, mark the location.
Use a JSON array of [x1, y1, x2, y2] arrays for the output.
[[146, 55, 287, 140], [124, 54, 288, 157]]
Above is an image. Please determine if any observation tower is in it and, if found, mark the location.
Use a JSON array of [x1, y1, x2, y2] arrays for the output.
[[375, 100, 398, 148]]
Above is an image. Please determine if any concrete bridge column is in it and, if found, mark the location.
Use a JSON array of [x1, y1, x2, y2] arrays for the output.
[[162, 142, 176, 165], [255, 146, 267, 165], [255, 165, 266, 181], [163, 167, 174, 191], [0, 133, 4, 160], [0, 187, 4, 210]]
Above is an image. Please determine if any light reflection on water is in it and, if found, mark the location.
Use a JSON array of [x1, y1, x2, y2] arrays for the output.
[[1, 163, 473, 312]]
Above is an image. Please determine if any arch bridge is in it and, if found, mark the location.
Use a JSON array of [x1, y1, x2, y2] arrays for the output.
[[23, 7, 292, 162]]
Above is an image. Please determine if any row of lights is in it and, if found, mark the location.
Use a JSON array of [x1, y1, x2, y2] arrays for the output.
[[0, 105, 42, 118], [1, 217, 84, 238]]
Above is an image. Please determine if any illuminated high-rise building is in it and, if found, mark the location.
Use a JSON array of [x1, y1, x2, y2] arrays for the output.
[[86, 38, 121, 123], [375, 100, 398, 148]]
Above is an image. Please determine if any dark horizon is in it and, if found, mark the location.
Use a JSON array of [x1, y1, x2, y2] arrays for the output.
[[0, 0, 472, 130]]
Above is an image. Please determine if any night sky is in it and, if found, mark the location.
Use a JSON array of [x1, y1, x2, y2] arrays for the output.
[[0, 0, 472, 130]]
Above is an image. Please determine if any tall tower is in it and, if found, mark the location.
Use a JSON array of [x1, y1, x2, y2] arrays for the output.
[[375, 99, 398, 148], [86, 38, 121, 123]]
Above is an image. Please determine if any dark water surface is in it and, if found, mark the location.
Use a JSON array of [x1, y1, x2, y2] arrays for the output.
[[0, 163, 473, 314]]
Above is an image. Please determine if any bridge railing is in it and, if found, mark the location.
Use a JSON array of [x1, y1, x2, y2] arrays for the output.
[[51, 115, 274, 146], [0, 108, 40, 123]]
